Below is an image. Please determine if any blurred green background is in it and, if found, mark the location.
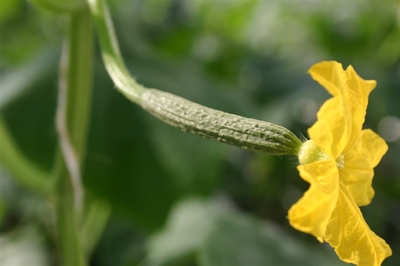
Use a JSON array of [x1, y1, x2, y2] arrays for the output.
[[1, 0, 399, 265]]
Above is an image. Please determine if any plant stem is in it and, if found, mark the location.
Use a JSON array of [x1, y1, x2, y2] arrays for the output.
[[82, 199, 111, 255], [54, 7, 93, 266], [88, 0, 145, 104], [0, 115, 51, 196]]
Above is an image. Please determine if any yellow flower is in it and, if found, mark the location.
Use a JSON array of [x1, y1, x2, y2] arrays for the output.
[[289, 61, 392, 265]]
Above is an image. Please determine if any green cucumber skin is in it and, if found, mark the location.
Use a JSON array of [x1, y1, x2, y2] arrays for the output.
[[141, 89, 301, 155]]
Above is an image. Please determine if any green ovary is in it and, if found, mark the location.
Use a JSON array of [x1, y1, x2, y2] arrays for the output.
[[298, 140, 344, 169]]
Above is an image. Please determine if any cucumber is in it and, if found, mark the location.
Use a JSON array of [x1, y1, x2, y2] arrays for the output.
[[141, 89, 302, 155]]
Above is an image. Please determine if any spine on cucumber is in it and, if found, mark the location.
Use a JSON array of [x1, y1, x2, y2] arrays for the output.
[[141, 89, 301, 155]]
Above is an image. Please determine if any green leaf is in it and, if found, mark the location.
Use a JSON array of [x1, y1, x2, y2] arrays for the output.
[[83, 71, 179, 230], [1, 48, 59, 110], [0, 116, 51, 195], [143, 197, 231, 266], [1, 48, 59, 172], [0, 226, 51, 266], [0, 0, 23, 25], [30, 0, 85, 13], [143, 197, 347, 266], [199, 212, 346, 266]]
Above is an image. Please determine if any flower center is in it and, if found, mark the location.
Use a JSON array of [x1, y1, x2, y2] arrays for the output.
[[298, 140, 328, 164], [336, 154, 345, 169], [298, 140, 344, 169]]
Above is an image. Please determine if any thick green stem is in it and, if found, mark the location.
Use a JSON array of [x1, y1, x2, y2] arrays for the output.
[[82, 200, 111, 255], [88, 0, 302, 155], [88, 0, 145, 104], [54, 8, 93, 266], [0, 115, 51, 196]]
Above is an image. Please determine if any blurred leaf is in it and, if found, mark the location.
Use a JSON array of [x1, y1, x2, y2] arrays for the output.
[[0, 226, 50, 266], [0, 1, 62, 68], [144, 197, 232, 266], [83, 72, 180, 230], [0, 197, 6, 223], [199, 212, 346, 266], [0, 47, 59, 110], [91, 215, 146, 266], [30, 0, 85, 13], [0, 0, 23, 25], [144, 198, 231, 266], [142, 119, 227, 194], [0, 115, 51, 195], [195, 0, 256, 40], [2, 48, 59, 172], [83, 198, 111, 256], [144, 197, 346, 266]]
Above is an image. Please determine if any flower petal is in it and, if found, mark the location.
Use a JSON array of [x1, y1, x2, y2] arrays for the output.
[[308, 96, 348, 159], [324, 181, 392, 266], [341, 129, 388, 206], [340, 169, 374, 207], [358, 129, 388, 168], [308, 61, 377, 157], [343, 67, 376, 153], [308, 61, 346, 97], [288, 160, 339, 241], [308, 62, 350, 158]]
